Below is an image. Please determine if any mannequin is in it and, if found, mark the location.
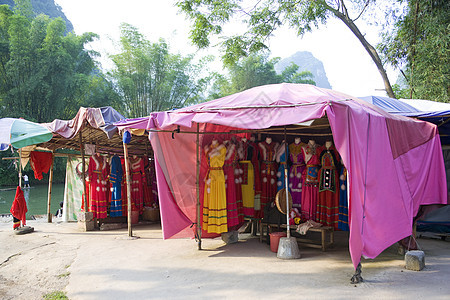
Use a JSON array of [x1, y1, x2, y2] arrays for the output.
[[258, 137, 280, 218], [240, 135, 260, 218], [289, 137, 306, 209], [223, 139, 243, 229], [317, 139, 340, 229], [87, 153, 109, 219], [203, 139, 228, 234], [276, 140, 288, 192], [130, 154, 146, 214]]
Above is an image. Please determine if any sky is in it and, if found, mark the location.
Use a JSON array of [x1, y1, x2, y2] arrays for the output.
[[54, 0, 397, 97]]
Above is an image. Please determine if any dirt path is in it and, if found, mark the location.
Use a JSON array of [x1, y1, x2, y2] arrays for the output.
[[0, 218, 449, 299]]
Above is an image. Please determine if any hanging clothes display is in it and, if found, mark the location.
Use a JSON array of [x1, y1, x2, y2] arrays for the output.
[[317, 142, 340, 229], [203, 140, 228, 234], [289, 140, 306, 209], [276, 141, 289, 192], [258, 138, 279, 219], [87, 153, 109, 219], [10, 186, 27, 229], [301, 140, 320, 221], [234, 141, 245, 225], [30, 151, 53, 180], [130, 156, 146, 215], [143, 156, 154, 207], [109, 155, 123, 217], [240, 138, 259, 218], [223, 141, 240, 229], [338, 167, 350, 231]]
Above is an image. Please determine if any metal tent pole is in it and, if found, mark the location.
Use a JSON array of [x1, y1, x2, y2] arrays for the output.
[[196, 123, 202, 250]]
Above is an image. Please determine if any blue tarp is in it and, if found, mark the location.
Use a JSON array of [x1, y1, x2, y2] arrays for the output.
[[359, 96, 450, 144]]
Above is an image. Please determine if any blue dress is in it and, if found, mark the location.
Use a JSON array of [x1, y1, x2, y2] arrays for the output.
[[338, 167, 349, 231], [109, 155, 123, 217], [276, 145, 289, 192]]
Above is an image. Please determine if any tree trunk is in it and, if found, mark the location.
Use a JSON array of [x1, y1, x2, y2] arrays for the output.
[[328, 8, 396, 98]]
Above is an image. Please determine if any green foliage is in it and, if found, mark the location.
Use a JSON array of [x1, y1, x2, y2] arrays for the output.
[[207, 53, 316, 99], [109, 23, 210, 116], [178, 0, 396, 97], [379, 0, 449, 101], [0, 5, 120, 122], [43, 291, 68, 300]]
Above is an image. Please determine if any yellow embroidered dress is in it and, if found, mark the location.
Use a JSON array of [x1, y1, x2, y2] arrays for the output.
[[203, 143, 228, 234]]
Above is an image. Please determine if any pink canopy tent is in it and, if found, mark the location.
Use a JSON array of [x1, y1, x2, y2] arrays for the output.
[[115, 83, 447, 268]]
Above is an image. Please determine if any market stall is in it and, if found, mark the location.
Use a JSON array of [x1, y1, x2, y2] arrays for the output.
[[116, 83, 447, 269]]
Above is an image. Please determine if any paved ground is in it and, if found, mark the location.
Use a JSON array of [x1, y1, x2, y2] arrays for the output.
[[0, 219, 449, 299]]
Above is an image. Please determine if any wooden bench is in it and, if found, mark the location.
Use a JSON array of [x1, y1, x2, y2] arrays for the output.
[[260, 222, 334, 251]]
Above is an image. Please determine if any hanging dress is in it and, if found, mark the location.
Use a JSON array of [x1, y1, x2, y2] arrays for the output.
[[240, 139, 259, 218], [317, 146, 340, 229], [338, 167, 350, 231], [258, 141, 279, 219], [88, 154, 109, 219], [276, 143, 289, 192], [203, 143, 228, 234], [109, 155, 123, 217], [130, 156, 146, 215], [289, 142, 306, 209], [223, 143, 240, 229], [300, 143, 319, 221]]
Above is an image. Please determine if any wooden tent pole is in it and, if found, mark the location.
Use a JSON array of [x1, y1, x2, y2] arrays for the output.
[[123, 138, 133, 237], [47, 152, 54, 223], [79, 132, 88, 212], [196, 123, 202, 250], [18, 148, 22, 188]]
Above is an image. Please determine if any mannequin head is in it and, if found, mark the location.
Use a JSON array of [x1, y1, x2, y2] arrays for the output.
[[325, 140, 333, 149], [242, 137, 247, 143], [294, 137, 301, 144], [266, 137, 272, 144], [211, 139, 218, 145], [308, 140, 316, 146]]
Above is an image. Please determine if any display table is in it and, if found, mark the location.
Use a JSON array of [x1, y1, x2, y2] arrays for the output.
[[260, 222, 334, 251]]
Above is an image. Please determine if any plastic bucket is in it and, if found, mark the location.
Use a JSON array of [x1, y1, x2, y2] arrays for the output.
[[270, 231, 287, 253]]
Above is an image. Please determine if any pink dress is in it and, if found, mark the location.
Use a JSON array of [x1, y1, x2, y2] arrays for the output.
[[300, 143, 320, 221], [289, 142, 306, 209]]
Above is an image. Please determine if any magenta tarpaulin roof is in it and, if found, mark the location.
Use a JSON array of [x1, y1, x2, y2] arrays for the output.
[[116, 83, 447, 268], [44, 107, 125, 139]]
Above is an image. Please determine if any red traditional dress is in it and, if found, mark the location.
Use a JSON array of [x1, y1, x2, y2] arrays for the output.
[[317, 145, 340, 229], [289, 142, 306, 209], [130, 156, 146, 215], [87, 154, 109, 219], [258, 140, 279, 219], [223, 143, 241, 229], [301, 142, 320, 221]]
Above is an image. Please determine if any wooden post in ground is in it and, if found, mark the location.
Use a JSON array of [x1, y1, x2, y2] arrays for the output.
[[47, 152, 54, 223], [79, 132, 88, 212], [123, 137, 133, 237], [196, 123, 202, 250], [18, 149, 22, 188]]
